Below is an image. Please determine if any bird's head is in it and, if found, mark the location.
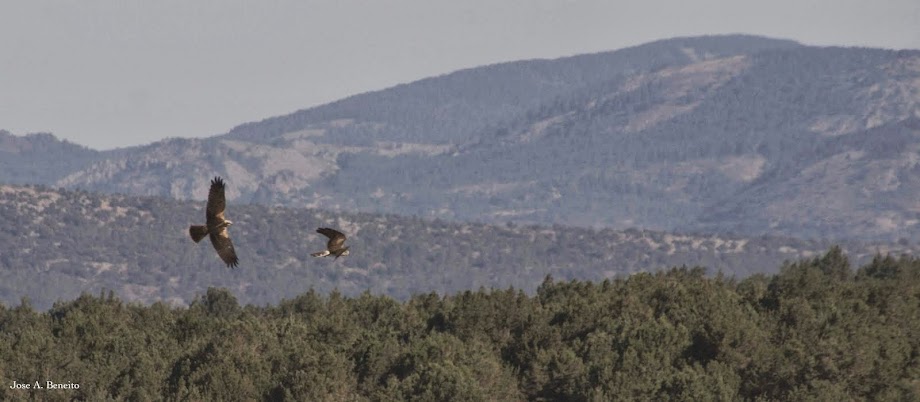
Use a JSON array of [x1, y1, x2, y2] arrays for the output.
[[334, 247, 350, 260]]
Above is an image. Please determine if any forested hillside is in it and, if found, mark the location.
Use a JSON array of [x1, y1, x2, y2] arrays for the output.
[[4, 35, 919, 241], [1, 184, 911, 310], [2, 251, 918, 400], [0, 130, 102, 185]]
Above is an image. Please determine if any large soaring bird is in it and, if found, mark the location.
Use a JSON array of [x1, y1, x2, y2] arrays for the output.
[[311, 227, 350, 260], [189, 177, 239, 268]]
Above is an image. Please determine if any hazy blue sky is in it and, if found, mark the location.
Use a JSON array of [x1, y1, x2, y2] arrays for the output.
[[2, 1, 918, 149]]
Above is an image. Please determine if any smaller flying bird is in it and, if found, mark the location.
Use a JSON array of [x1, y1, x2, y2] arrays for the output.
[[311, 227, 350, 260], [189, 176, 239, 268]]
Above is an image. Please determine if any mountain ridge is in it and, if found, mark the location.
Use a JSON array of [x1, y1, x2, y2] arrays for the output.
[[2, 35, 918, 242]]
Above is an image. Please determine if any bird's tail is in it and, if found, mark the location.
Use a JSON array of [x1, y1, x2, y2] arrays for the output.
[[311, 250, 330, 257], [189, 225, 208, 243]]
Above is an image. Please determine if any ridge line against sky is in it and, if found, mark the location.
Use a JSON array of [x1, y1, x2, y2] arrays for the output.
[[2, 0, 919, 150]]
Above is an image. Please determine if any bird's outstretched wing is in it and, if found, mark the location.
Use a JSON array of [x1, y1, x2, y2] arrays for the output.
[[210, 227, 239, 268], [206, 177, 227, 226], [317, 227, 346, 250]]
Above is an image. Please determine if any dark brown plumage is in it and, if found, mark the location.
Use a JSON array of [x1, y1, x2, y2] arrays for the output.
[[189, 177, 239, 268], [311, 227, 350, 260]]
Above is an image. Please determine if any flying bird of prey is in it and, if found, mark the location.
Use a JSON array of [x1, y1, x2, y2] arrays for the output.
[[189, 177, 239, 268], [311, 227, 350, 260]]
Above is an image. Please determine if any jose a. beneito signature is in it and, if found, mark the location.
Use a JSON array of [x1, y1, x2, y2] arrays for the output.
[[9, 380, 80, 390]]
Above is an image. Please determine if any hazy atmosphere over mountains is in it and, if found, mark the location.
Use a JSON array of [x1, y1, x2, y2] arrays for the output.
[[5, 0, 920, 394], [5, 31, 920, 400], [5, 1, 918, 149], [3, 35, 919, 243], [4, 0, 920, 395]]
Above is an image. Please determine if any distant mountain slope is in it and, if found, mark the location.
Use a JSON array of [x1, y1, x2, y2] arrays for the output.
[[697, 117, 920, 239], [222, 35, 801, 145], [1, 184, 906, 310], [0, 130, 102, 184], [5, 35, 920, 241]]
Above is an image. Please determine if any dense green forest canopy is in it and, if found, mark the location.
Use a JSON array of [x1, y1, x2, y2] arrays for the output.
[[2, 249, 918, 401]]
